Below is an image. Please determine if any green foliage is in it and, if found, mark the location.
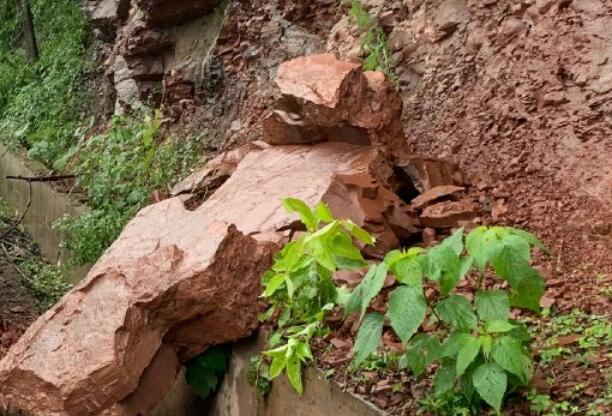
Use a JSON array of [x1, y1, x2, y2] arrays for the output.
[[0, 197, 71, 308], [185, 345, 231, 399], [0, 0, 88, 166], [56, 111, 201, 264], [347, 1, 396, 80], [251, 198, 375, 395], [254, 198, 549, 413], [18, 260, 71, 309], [246, 356, 272, 397]]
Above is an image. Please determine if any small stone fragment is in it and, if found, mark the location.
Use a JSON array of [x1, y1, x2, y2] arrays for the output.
[[262, 110, 326, 145], [410, 185, 466, 209], [420, 199, 478, 228]]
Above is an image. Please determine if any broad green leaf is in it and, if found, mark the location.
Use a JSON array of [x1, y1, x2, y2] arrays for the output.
[[335, 285, 352, 307], [434, 359, 457, 395], [395, 257, 423, 287], [405, 334, 442, 377], [508, 227, 549, 254], [384, 247, 424, 268], [342, 219, 375, 245], [295, 341, 313, 361], [263, 273, 286, 297], [485, 320, 516, 333], [388, 285, 427, 344], [440, 227, 464, 256], [441, 331, 472, 358], [305, 221, 339, 243], [344, 263, 389, 320], [352, 312, 384, 368], [424, 245, 461, 282], [315, 202, 334, 223], [330, 233, 363, 261], [286, 356, 303, 394], [492, 336, 532, 384], [507, 322, 531, 343], [481, 335, 493, 358], [489, 234, 531, 287], [310, 239, 336, 271], [424, 245, 462, 294], [282, 198, 317, 231], [460, 256, 474, 278], [509, 269, 544, 312], [269, 354, 287, 379], [384, 249, 404, 267], [466, 227, 499, 271], [273, 240, 305, 272], [472, 362, 507, 413], [435, 295, 478, 330], [475, 290, 510, 322], [456, 336, 482, 376]]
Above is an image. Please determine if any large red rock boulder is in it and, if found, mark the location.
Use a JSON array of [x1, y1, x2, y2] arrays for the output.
[[197, 141, 418, 253], [0, 211, 274, 416], [263, 54, 406, 155], [0, 142, 418, 415]]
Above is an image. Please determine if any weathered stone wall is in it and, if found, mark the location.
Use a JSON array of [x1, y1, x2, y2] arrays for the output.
[[85, 0, 227, 114]]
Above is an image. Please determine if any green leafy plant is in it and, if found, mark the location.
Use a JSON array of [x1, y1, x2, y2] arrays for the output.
[[252, 198, 549, 414], [348, 1, 396, 80], [56, 110, 201, 264], [185, 345, 231, 398], [249, 197, 375, 394], [350, 226, 546, 413]]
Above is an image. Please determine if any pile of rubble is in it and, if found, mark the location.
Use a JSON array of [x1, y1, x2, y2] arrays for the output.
[[0, 54, 478, 415]]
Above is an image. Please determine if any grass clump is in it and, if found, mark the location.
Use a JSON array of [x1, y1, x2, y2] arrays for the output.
[[56, 110, 201, 265]]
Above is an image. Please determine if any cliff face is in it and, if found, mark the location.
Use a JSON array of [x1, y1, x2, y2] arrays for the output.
[[85, 0, 225, 115]]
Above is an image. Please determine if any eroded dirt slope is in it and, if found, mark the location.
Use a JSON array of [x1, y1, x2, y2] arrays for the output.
[[388, 0, 612, 312]]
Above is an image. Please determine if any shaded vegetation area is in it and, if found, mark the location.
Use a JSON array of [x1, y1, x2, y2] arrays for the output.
[[0, 0, 88, 168], [0, 199, 70, 310], [0, 2, 202, 265]]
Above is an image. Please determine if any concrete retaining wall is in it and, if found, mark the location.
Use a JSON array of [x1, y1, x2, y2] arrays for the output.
[[209, 334, 385, 416], [0, 143, 88, 282]]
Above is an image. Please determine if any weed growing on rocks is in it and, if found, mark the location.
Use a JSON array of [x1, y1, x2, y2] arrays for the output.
[[251, 198, 550, 414], [347, 1, 396, 81]]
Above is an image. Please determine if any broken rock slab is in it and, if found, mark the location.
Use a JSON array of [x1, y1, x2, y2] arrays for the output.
[[0, 210, 275, 416], [420, 199, 478, 228], [410, 185, 465, 209], [264, 54, 405, 154], [198, 141, 419, 254], [0, 141, 417, 415]]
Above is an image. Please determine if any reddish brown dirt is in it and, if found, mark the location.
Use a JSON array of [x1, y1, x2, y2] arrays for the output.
[[0, 255, 39, 361], [393, 0, 612, 314]]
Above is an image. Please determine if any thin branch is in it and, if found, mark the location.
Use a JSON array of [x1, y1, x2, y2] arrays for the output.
[[0, 181, 32, 241], [6, 174, 76, 182], [0, 242, 28, 282]]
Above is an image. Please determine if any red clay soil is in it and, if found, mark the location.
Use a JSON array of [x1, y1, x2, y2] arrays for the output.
[[392, 0, 612, 314]]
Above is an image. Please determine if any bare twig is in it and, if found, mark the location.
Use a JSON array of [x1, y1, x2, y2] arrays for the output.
[[5, 174, 76, 183], [0, 181, 32, 241], [0, 242, 28, 282]]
